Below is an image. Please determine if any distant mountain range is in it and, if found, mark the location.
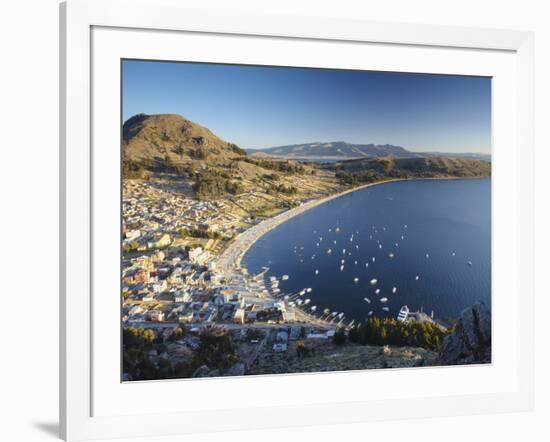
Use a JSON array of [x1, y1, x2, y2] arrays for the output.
[[247, 141, 491, 162]]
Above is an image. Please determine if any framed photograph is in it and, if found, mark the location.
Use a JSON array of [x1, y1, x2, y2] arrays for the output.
[[60, 0, 534, 440]]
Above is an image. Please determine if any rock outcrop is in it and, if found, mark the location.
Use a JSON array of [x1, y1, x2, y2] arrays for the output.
[[439, 302, 491, 365]]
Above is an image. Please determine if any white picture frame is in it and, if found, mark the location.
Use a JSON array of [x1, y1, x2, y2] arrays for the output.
[[60, 0, 534, 440]]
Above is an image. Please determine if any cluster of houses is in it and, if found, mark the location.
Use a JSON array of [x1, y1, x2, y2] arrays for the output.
[[122, 180, 241, 253]]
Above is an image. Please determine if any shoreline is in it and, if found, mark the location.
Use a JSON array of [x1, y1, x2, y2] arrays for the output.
[[216, 175, 489, 273], [215, 175, 489, 329], [216, 178, 406, 273]]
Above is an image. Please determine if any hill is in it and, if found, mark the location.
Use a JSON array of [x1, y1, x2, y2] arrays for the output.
[[122, 113, 343, 210], [327, 156, 491, 185], [122, 113, 246, 172], [248, 141, 491, 162], [247, 141, 417, 160]]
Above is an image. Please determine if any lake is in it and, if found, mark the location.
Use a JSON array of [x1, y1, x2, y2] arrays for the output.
[[242, 178, 491, 323]]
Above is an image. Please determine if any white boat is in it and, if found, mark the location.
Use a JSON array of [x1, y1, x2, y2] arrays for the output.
[[342, 248, 346, 254], [372, 257, 376, 263], [299, 289, 306, 296], [327, 248, 332, 254], [315, 269, 319, 275], [375, 288, 380, 294], [395, 243, 399, 247], [380, 297, 388, 303], [338, 313, 345, 319], [341, 259, 345, 264], [282, 275, 289, 280], [378, 244, 382, 249], [397, 305, 409, 322], [452, 252, 456, 256], [415, 275, 420, 280], [272, 288, 281, 294], [310, 306, 317, 312], [370, 278, 378, 285], [335, 227, 340, 233], [340, 265, 345, 271], [333, 240, 337, 244], [353, 277, 359, 283], [388, 252, 394, 258], [306, 288, 312, 293], [368, 310, 374, 316], [468, 261, 473, 266], [426, 253, 430, 259], [365, 263, 369, 268], [382, 307, 390, 312], [392, 287, 397, 294], [354, 260, 358, 265], [364, 297, 371, 303], [304, 299, 311, 305]]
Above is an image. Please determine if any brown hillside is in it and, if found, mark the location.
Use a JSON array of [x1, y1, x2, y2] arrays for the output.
[[122, 113, 245, 169]]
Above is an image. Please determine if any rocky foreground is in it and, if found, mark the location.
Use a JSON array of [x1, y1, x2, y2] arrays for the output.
[[247, 342, 438, 375]]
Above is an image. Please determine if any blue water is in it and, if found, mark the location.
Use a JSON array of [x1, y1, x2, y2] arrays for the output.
[[242, 179, 491, 323]]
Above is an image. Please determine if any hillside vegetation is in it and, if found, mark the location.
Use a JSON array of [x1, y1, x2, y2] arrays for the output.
[[122, 113, 343, 209], [122, 113, 491, 203], [328, 156, 491, 185]]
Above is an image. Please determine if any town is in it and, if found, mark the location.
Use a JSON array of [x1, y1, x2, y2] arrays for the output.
[[122, 178, 340, 380]]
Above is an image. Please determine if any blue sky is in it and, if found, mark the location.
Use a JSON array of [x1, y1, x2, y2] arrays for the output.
[[122, 60, 491, 153]]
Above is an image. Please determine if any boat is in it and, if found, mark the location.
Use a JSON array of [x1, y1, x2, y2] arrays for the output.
[[397, 305, 409, 322], [451, 252, 456, 256], [378, 244, 382, 249], [370, 278, 378, 285], [338, 313, 345, 319], [327, 248, 332, 254], [415, 275, 420, 280], [306, 288, 312, 293], [375, 288, 380, 294], [426, 253, 430, 259], [382, 307, 390, 312], [310, 306, 317, 312], [388, 253, 394, 258], [380, 297, 388, 302], [341, 259, 345, 264], [468, 261, 473, 266], [315, 269, 319, 275], [365, 263, 369, 268], [354, 260, 358, 265], [392, 287, 397, 294], [368, 310, 374, 316], [282, 274, 289, 280], [299, 289, 306, 296], [272, 288, 281, 294], [342, 248, 346, 254], [304, 299, 311, 305], [353, 277, 359, 283], [372, 257, 376, 263], [340, 265, 345, 271], [363, 297, 371, 303]]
